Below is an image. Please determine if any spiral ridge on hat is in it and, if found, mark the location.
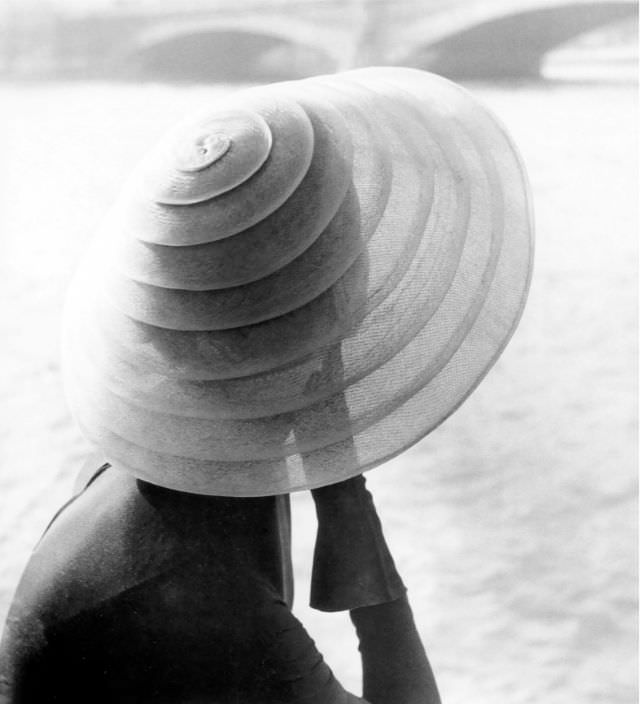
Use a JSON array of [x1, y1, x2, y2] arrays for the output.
[[63, 67, 534, 496]]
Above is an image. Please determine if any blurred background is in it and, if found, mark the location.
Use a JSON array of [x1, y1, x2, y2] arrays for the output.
[[0, 1, 637, 702]]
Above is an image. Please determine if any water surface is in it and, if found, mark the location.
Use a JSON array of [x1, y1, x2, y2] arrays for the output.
[[0, 71, 636, 703]]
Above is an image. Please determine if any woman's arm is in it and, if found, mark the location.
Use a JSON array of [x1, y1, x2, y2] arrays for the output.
[[350, 596, 441, 704], [311, 475, 441, 704]]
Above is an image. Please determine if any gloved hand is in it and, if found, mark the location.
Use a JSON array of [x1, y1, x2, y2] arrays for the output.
[[309, 474, 405, 612]]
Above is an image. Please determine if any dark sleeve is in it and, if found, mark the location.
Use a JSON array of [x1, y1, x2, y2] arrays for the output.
[[0, 562, 364, 704], [250, 595, 356, 704]]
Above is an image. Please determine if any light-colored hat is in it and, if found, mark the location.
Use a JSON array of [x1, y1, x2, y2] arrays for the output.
[[63, 67, 534, 496]]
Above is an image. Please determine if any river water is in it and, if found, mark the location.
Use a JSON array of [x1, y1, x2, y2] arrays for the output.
[[0, 68, 637, 703]]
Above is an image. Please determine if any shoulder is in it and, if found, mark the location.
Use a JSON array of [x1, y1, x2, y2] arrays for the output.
[[1, 466, 252, 652], [0, 516, 266, 702]]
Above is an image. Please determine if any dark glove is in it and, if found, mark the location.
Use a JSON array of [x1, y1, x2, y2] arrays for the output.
[[310, 474, 405, 612]]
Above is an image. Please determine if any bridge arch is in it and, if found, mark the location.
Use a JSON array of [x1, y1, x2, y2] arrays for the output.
[[118, 17, 344, 81], [391, 1, 638, 78]]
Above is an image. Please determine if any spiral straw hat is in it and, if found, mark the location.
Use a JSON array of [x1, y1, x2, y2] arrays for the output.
[[63, 67, 534, 496]]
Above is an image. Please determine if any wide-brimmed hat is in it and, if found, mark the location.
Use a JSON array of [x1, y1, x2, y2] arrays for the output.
[[63, 67, 534, 496]]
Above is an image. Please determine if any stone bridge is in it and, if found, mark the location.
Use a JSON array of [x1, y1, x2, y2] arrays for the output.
[[387, 0, 639, 77], [6, 0, 638, 80]]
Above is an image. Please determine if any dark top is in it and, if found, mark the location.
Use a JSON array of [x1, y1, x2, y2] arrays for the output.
[[0, 466, 349, 704]]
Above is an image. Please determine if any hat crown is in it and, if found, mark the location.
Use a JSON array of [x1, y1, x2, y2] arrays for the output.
[[172, 131, 232, 173], [139, 108, 276, 208], [63, 68, 534, 496]]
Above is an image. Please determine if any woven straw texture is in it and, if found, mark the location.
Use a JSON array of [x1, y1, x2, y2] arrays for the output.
[[62, 67, 534, 496]]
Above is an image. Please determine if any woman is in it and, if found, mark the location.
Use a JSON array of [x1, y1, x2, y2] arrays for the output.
[[0, 464, 440, 703], [0, 66, 532, 703]]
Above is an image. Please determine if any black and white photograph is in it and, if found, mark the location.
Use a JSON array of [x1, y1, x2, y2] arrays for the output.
[[0, 1, 637, 702]]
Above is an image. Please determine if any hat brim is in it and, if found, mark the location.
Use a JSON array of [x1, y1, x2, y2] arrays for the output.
[[63, 68, 533, 496]]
